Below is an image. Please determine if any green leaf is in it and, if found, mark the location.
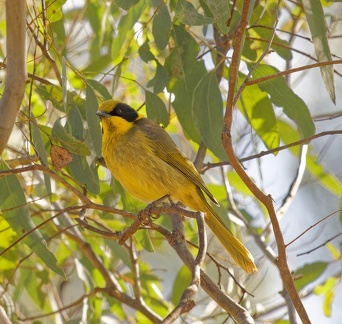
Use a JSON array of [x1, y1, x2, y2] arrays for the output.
[[147, 61, 169, 94], [238, 73, 279, 151], [46, 0, 66, 22], [111, 0, 148, 64], [68, 156, 100, 195], [302, 0, 335, 103], [152, 3, 171, 50], [325, 242, 341, 260], [171, 264, 191, 305], [114, 0, 140, 10], [86, 79, 112, 100], [134, 230, 155, 253], [0, 161, 64, 277], [192, 71, 226, 160], [35, 85, 84, 113], [294, 262, 328, 291], [306, 153, 342, 196], [86, 84, 103, 157], [251, 64, 315, 138], [165, 25, 207, 142], [175, 0, 214, 26], [52, 118, 91, 156], [314, 277, 337, 317], [138, 39, 155, 62], [204, 0, 230, 34], [31, 123, 51, 195], [145, 90, 169, 126]]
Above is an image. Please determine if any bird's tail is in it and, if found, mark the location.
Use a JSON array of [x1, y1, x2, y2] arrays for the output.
[[203, 202, 257, 274]]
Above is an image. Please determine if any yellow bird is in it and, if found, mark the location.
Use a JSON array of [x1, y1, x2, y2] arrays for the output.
[[96, 100, 257, 273]]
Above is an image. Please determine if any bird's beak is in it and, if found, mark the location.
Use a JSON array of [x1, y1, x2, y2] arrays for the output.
[[96, 111, 111, 118]]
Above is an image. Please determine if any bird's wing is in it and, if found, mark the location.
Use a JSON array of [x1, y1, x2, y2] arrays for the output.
[[137, 119, 219, 205]]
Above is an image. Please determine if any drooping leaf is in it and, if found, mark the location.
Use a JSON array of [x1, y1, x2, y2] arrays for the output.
[[302, 0, 335, 103], [115, 0, 140, 10], [145, 90, 169, 126], [171, 264, 191, 305], [52, 118, 91, 156], [35, 85, 85, 113], [68, 155, 100, 195], [86, 79, 112, 100], [134, 229, 155, 253], [45, 0, 66, 22], [147, 61, 169, 93], [175, 0, 213, 26], [138, 39, 155, 63], [204, 0, 230, 34], [294, 262, 328, 291], [251, 64, 315, 138], [238, 73, 279, 151], [0, 161, 64, 277], [192, 71, 226, 160], [31, 123, 52, 195], [86, 84, 103, 157], [111, 0, 148, 64], [165, 24, 207, 142], [152, 3, 171, 50]]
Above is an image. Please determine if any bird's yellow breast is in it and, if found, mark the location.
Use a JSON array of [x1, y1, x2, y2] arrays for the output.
[[101, 118, 196, 203]]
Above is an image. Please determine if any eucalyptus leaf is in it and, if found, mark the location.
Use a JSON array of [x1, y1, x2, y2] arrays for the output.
[[0, 161, 64, 277]]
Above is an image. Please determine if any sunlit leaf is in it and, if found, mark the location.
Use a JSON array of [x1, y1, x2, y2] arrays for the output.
[[134, 230, 155, 253], [175, 0, 213, 26], [325, 242, 341, 260], [302, 0, 335, 103], [204, 0, 230, 34], [294, 262, 328, 291], [238, 73, 279, 151], [251, 64, 315, 138], [171, 264, 191, 305], [0, 161, 64, 277], [314, 277, 337, 317]]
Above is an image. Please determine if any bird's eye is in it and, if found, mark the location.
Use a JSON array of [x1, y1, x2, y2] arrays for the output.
[[116, 107, 122, 115]]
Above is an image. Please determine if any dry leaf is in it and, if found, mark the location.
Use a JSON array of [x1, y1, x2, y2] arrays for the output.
[[50, 145, 73, 171]]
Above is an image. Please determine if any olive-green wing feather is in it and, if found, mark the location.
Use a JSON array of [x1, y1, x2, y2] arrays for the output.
[[136, 119, 219, 205]]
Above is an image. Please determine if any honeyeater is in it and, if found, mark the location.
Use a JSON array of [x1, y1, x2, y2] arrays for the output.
[[96, 100, 257, 273]]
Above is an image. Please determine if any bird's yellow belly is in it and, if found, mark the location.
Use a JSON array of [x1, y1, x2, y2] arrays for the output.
[[103, 134, 193, 203]]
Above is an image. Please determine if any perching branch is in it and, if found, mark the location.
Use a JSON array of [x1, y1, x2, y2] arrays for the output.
[[0, 0, 27, 154], [163, 211, 206, 323]]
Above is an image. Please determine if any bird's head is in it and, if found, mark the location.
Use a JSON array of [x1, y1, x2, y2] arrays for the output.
[[96, 100, 142, 122]]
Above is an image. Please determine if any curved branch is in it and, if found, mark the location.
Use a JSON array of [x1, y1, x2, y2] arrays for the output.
[[0, 0, 27, 154]]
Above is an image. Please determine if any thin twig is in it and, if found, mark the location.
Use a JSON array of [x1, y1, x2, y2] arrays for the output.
[[297, 232, 342, 256], [202, 130, 342, 173], [287, 210, 341, 247]]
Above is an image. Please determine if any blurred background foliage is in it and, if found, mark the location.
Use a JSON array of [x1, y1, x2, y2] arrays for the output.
[[0, 0, 341, 323]]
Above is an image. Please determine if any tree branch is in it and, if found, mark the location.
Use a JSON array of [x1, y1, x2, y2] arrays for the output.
[[222, 1, 311, 323], [0, 0, 27, 154]]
